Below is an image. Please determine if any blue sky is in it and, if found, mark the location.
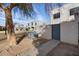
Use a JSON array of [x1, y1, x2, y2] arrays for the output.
[[0, 3, 64, 26], [33, 3, 50, 23]]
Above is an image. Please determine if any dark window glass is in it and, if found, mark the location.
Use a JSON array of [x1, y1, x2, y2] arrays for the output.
[[70, 8, 75, 15], [35, 22, 37, 25], [53, 13, 60, 19], [31, 22, 33, 25], [70, 7, 79, 15], [28, 23, 29, 26]]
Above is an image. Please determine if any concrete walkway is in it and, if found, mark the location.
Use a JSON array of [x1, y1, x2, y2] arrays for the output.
[[37, 39, 60, 56], [47, 43, 79, 56]]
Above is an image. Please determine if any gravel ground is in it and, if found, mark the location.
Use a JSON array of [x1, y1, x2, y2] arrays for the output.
[[33, 38, 49, 47], [47, 42, 79, 56]]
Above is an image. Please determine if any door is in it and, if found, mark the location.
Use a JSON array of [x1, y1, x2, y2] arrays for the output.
[[52, 24, 60, 40], [78, 23, 79, 43]]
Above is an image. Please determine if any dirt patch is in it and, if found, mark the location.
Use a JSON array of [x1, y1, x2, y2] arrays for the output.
[[0, 37, 38, 56], [33, 38, 49, 47]]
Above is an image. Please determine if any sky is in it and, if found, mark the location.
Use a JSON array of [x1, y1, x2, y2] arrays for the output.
[[0, 3, 64, 26]]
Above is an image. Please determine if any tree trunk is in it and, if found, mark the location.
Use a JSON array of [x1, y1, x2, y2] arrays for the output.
[[4, 7, 16, 46]]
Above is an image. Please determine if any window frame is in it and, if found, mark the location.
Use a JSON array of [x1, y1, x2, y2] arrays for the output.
[[70, 7, 79, 16], [53, 12, 60, 19]]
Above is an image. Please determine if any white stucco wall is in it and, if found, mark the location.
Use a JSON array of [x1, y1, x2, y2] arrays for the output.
[[61, 21, 78, 45], [51, 4, 79, 25], [50, 4, 79, 45], [41, 25, 52, 40]]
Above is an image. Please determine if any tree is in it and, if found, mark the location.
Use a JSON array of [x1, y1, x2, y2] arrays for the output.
[[0, 3, 34, 46]]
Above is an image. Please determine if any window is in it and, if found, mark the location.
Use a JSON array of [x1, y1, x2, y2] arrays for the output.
[[53, 13, 60, 19], [70, 8, 75, 15], [70, 7, 79, 15], [28, 23, 29, 26], [32, 27, 34, 29], [31, 22, 33, 25]]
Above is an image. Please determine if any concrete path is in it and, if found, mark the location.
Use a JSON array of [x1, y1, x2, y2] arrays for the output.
[[37, 39, 60, 56], [47, 43, 79, 56]]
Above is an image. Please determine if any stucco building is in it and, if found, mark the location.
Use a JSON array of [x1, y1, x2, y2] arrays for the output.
[[15, 24, 26, 32], [51, 4, 79, 45], [26, 20, 46, 33]]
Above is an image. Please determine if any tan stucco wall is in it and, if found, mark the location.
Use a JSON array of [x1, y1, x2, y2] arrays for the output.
[[61, 21, 78, 45]]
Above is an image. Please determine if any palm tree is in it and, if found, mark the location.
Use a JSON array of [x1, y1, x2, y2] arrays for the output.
[[0, 3, 34, 46]]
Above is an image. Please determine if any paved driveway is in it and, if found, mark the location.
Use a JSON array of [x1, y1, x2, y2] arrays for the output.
[[47, 43, 79, 56], [37, 40, 60, 56]]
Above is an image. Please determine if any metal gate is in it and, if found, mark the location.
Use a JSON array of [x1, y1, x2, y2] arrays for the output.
[[52, 24, 60, 40]]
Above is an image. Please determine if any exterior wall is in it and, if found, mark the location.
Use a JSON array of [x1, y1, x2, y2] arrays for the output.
[[41, 25, 52, 40], [26, 21, 46, 32], [51, 8, 60, 24], [15, 24, 26, 32], [51, 4, 79, 45], [51, 4, 79, 24], [60, 4, 79, 23], [61, 21, 78, 45]]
